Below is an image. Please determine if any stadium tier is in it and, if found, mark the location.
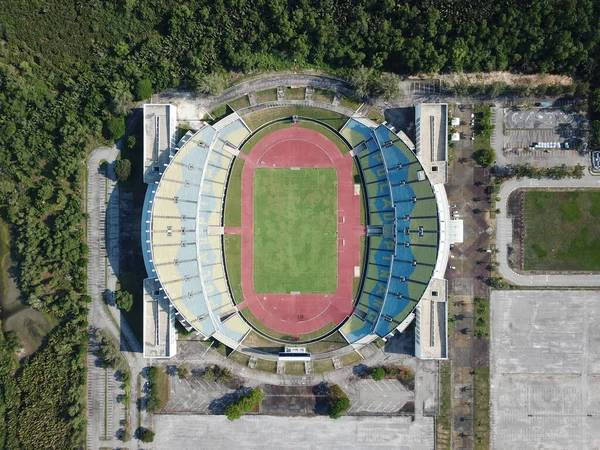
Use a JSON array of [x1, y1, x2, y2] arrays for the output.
[[142, 113, 252, 353], [341, 119, 439, 344]]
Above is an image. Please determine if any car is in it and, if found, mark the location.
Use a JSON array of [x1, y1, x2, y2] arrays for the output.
[[450, 203, 457, 207], [449, 266, 456, 270], [450, 244, 455, 250]]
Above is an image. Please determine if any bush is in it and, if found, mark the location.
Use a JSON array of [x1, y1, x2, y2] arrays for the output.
[[177, 363, 191, 379], [474, 148, 496, 167], [113, 159, 131, 182], [106, 116, 126, 140], [126, 135, 136, 151], [225, 388, 264, 421], [138, 427, 155, 443], [203, 364, 233, 384], [371, 367, 385, 381], [114, 289, 133, 311], [328, 384, 350, 419], [135, 78, 153, 100]]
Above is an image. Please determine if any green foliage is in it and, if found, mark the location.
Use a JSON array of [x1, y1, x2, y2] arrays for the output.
[[497, 164, 585, 180], [113, 159, 131, 182], [474, 148, 496, 167], [138, 427, 155, 443], [328, 384, 350, 419], [225, 388, 264, 421], [135, 78, 153, 100], [474, 106, 494, 139], [114, 289, 133, 311], [106, 116, 126, 140], [97, 330, 127, 372], [203, 364, 233, 384], [194, 72, 228, 95], [126, 135, 137, 151], [177, 363, 191, 379], [371, 367, 385, 381], [146, 366, 168, 413], [374, 72, 402, 100]]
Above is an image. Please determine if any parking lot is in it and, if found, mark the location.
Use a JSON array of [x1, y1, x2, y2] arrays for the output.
[[491, 291, 600, 450], [152, 415, 435, 450], [343, 379, 414, 414], [165, 374, 238, 413]]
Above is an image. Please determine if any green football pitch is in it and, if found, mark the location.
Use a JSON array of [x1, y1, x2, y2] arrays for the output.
[[253, 168, 338, 293]]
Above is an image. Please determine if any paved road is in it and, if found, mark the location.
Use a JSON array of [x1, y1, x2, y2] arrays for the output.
[[86, 145, 150, 449], [496, 173, 600, 286]]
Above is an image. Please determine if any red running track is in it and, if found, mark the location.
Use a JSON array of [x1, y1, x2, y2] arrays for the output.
[[227, 125, 364, 338]]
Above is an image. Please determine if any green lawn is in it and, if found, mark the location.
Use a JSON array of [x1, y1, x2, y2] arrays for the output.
[[313, 88, 334, 103], [228, 95, 251, 110], [305, 331, 348, 353], [224, 234, 243, 304], [224, 158, 244, 226], [367, 108, 385, 124], [256, 88, 278, 103], [286, 87, 306, 100], [285, 361, 305, 375], [312, 359, 335, 374], [523, 190, 600, 271], [242, 106, 349, 131], [340, 351, 362, 367], [339, 95, 361, 111], [254, 168, 337, 293]]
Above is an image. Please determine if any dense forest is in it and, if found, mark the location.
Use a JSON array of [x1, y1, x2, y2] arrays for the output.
[[0, 0, 599, 447]]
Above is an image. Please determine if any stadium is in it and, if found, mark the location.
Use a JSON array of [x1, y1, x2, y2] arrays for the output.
[[141, 90, 459, 371]]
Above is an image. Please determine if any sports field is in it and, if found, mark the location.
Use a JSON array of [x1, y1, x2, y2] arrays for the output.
[[523, 190, 600, 271], [253, 168, 337, 293]]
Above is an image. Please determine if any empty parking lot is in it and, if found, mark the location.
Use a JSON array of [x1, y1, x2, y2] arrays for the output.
[[491, 291, 600, 450]]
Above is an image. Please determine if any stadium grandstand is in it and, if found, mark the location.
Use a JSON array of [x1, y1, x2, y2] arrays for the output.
[[141, 101, 458, 361]]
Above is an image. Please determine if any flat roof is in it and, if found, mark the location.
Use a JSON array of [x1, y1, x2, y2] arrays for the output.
[[416, 103, 448, 184], [143, 104, 176, 184], [415, 278, 447, 359]]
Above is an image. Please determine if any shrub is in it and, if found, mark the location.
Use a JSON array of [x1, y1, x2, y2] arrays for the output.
[[474, 148, 496, 167], [138, 427, 155, 443], [371, 367, 385, 381], [225, 388, 264, 421], [113, 159, 131, 182], [114, 289, 133, 311], [177, 363, 191, 379], [106, 116, 126, 140], [328, 384, 350, 419], [397, 367, 415, 385], [135, 78, 153, 100], [126, 135, 136, 151]]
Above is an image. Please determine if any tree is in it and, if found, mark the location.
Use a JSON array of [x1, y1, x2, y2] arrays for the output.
[[177, 363, 191, 379], [135, 78, 153, 100], [106, 117, 126, 140], [126, 135, 136, 151], [194, 72, 227, 95], [114, 290, 133, 311], [371, 367, 385, 381], [113, 159, 131, 182], [350, 66, 377, 99], [374, 72, 402, 101], [138, 427, 155, 443], [474, 148, 496, 167], [225, 388, 264, 420], [328, 384, 350, 419]]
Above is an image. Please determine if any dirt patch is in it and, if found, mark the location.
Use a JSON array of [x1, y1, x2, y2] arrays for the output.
[[424, 72, 573, 87], [261, 385, 324, 416]]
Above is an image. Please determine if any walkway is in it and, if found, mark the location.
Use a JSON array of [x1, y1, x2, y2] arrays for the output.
[[232, 125, 364, 337], [496, 173, 600, 287]]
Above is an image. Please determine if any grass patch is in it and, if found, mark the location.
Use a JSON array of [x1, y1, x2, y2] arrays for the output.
[[313, 88, 334, 103], [224, 234, 243, 304], [313, 359, 335, 373], [209, 103, 228, 123], [254, 168, 337, 293], [340, 95, 361, 111], [242, 106, 349, 131], [146, 366, 169, 412], [473, 367, 490, 450], [305, 331, 348, 353], [366, 109, 385, 124], [285, 361, 305, 375], [228, 95, 251, 110], [228, 351, 250, 367], [286, 87, 306, 100], [474, 105, 492, 153], [474, 296, 489, 338], [523, 190, 600, 271], [241, 330, 285, 353], [239, 308, 293, 342], [436, 361, 452, 450], [256, 88, 277, 103], [340, 351, 362, 367], [255, 359, 277, 373], [224, 158, 244, 227], [298, 323, 337, 342]]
